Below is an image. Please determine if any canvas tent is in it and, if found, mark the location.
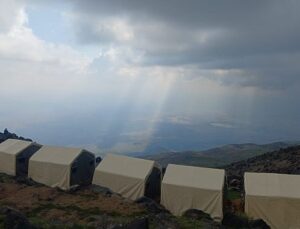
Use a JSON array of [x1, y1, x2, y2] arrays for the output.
[[0, 139, 41, 176], [245, 172, 300, 229], [28, 146, 95, 190], [161, 164, 225, 221], [92, 154, 161, 201]]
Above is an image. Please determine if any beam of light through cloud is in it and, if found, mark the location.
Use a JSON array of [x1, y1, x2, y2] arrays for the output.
[[1, 0, 300, 154]]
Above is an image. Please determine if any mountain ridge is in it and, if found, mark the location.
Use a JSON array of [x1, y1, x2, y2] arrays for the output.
[[141, 141, 299, 168]]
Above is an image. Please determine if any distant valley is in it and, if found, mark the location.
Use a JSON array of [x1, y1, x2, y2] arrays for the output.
[[140, 141, 300, 168]]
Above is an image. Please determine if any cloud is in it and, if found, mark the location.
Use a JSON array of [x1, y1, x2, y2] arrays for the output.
[[1, 0, 300, 148], [0, 5, 91, 72], [0, 0, 93, 98], [210, 122, 236, 129], [59, 0, 300, 89], [0, 0, 26, 33]]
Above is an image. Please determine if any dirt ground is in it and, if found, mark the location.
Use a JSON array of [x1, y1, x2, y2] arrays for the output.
[[0, 174, 144, 226]]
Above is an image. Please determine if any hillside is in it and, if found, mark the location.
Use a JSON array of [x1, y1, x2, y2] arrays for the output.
[[226, 145, 300, 177], [225, 145, 300, 190], [141, 142, 295, 168]]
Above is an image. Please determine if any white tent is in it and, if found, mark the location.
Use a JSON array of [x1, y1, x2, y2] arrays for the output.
[[0, 139, 41, 176], [28, 146, 95, 190], [245, 172, 300, 229], [161, 164, 225, 221], [92, 154, 161, 200]]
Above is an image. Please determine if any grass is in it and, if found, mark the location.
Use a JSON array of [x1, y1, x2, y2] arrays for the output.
[[29, 203, 104, 217], [27, 203, 140, 228], [29, 217, 91, 229], [226, 189, 241, 201], [177, 217, 205, 229]]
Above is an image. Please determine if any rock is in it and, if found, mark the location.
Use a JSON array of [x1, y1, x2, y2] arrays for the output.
[[91, 184, 113, 197], [150, 212, 180, 229], [135, 197, 167, 214], [249, 219, 270, 229], [222, 212, 249, 228], [125, 217, 149, 229], [96, 217, 148, 229], [15, 177, 38, 186], [96, 157, 102, 165], [0, 129, 32, 144], [128, 218, 148, 229], [183, 209, 220, 228], [222, 212, 270, 229], [183, 209, 212, 221], [0, 207, 35, 229], [87, 214, 124, 229]]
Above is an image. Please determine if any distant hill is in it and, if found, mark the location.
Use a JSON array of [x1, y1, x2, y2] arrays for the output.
[[225, 145, 300, 188], [0, 128, 32, 143], [141, 142, 298, 168]]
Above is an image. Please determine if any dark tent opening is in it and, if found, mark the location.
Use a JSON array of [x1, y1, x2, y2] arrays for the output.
[[70, 151, 96, 187], [145, 166, 162, 201], [16, 144, 41, 177]]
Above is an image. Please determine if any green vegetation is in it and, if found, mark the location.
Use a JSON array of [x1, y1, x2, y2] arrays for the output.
[[177, 217, 205, 228], [0, 173, 14, 183], [226, 189, 241, 201]]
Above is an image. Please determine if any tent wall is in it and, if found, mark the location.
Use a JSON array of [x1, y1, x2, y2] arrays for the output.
[[161, 164, 224, 221], [93, 154, 159, 201], [16, 144, 41, 176], [70, 151, 95, 187], [245, 195, 300, 229], [0, 153, 16, 176], [161, 183, 223, 220], [29, 160, 71, 190], [93, 170, 146, 200], [245, 172, 300, 229]]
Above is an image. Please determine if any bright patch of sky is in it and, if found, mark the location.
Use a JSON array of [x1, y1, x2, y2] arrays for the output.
[[26, 5, 70, 44]]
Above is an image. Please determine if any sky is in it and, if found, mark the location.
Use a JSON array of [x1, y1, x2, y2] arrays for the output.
[[0, 0, 300, 155]]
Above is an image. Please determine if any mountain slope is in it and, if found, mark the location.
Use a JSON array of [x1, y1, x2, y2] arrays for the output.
[[142, 142, 296, 168], [225, 145, 300, 184]]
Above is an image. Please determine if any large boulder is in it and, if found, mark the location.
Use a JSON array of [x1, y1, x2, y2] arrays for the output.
[[248, 219, 270, 229], [135, 197, 167, 214], [183, 209, 212, 221], [0, 207, 35, 229], [222, 212, 249, 228], [222, 212, 270, 229], [91, 184, 113, 197], [183, 209, 220, 228], [150, 212, 180, 229]]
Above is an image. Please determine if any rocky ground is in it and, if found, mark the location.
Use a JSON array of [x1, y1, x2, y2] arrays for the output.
[[0, 173, 220, 229], [0, 173, 270, 229], [225, 145, 300, 191]]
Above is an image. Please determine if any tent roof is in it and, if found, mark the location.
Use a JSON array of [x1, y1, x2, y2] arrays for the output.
[[245, 172, 300, 199], [95, 154, 155, 180], [0, 139, 33, 156], [163, 164, 225, 191], [30, 146, 83, 165]]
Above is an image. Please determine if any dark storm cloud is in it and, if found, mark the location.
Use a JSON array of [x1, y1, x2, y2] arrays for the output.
[[65, 0, 300, 88]]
